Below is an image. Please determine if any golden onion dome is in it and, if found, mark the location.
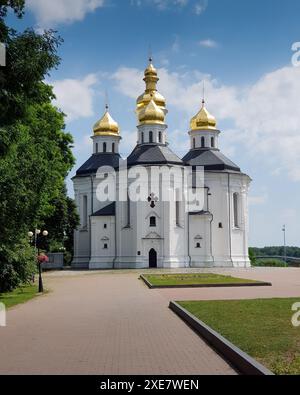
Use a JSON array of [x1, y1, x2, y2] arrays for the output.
[[138, 99, 165, 125], [136, 91, 166, 110], [144, 61, 157, 76], [190, 100, 217, 131], [93, 106, 120, 136], [136, 57, 166, 115]]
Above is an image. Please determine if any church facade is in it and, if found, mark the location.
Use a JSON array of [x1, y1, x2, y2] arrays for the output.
[[72, 60, 251, 269]]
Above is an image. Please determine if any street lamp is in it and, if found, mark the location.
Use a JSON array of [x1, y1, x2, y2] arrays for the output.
[[282, 225, 287, 264], [28, 228, 48, 293]]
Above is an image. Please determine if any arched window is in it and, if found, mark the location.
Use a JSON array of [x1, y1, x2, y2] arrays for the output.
[[201, 136, 205, 148], [149, 131, 153, 143], [96, 143, 98, 154], [159, 131, 162, 143], [233, 193, 239, 228], [196, 242, 201, 249], [103, 142, 107, 153], [211, 137, 215, 148], [141, 132, 144, 144], [150, 216, 156, 227], [112, 142, 115, 153], [193, 138, 196, 149]]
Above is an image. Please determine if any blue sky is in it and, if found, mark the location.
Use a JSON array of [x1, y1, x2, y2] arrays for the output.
[[8, 0, 300, 247]]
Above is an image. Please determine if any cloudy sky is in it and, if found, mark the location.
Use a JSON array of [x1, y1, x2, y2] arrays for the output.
[[8, 0, 300, 247]]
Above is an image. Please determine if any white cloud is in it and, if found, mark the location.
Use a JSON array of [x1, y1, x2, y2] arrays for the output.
[[112, 64, 300, 181], [27, 0, 105, 27], [249, 194, 268, 206], [194, 0, 208, 15], [112, 67, 144, 99], [131, 0, 188, 9], [73, 134, 92, 156], [198, 39, 218, 48], [120, 130, 139, 156], [51, 74, 98, 121], [131, 0, 207, 14]]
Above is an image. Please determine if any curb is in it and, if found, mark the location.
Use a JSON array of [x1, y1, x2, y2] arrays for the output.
[[169, 301, 274, 376], [140, 275, 272, 289]]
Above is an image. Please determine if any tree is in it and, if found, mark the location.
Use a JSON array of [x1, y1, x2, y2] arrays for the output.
[[0, 2, 77, 291], [40, 185, 80, 262]]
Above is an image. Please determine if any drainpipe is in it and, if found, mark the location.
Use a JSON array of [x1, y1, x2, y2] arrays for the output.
[[112, 210, 117, 269], [206, 187, 214, 265], [227, 173, 234, 267]]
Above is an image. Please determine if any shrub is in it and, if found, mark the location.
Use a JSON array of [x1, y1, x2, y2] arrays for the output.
[[0, 239, 36, 293], [252, 259, 287, 268]]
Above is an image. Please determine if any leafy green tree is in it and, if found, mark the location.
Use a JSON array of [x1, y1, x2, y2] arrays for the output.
[[0, 2, 77, 291], [39, 185, 79, 261]]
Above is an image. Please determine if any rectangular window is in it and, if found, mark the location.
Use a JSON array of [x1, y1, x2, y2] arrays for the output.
[[150, 216, 156, 227]]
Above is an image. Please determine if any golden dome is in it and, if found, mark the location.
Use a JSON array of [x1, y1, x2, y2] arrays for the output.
[[136, 58, 166, 117], [138, 99, 165, 125], [136, 91, 166, 110], [190, 100, 217, 131], [144, 61, 157, 77], [93, 106, 120, 136]]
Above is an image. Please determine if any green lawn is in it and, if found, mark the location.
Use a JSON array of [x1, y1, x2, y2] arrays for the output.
[[179, 298, 300, 375], [144, 273, 263, 287], [0, 284, 39, 309]]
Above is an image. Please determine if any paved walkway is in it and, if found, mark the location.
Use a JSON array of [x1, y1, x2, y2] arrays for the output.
[[0, 272, 236, 375]]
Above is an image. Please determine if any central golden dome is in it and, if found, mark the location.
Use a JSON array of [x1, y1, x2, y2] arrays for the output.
[[138, 99, 165, 125], [136, 58, 166, 118], [190, 100, 217, 131], [93, 106, 120, 136]]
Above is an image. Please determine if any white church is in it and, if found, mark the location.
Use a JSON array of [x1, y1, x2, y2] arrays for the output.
[[72, 59, 251, 269]]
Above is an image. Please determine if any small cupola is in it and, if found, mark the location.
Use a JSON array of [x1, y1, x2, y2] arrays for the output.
[[190, 100, 217, 131], [93, 105, 120, 136]]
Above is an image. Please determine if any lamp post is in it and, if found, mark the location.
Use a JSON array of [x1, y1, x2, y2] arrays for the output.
[[282, 225, 287, 264], [28, 229, 48, 293]]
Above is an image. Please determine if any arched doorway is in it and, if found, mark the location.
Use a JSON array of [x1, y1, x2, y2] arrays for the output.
[[149, 248, 157, 268]]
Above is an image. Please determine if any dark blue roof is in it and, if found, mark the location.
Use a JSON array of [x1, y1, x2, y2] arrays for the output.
[[127, 144, 183, 166], [92, 202, 116, 216], [76, 153, 122, 176], [182, 149, 240, 172]]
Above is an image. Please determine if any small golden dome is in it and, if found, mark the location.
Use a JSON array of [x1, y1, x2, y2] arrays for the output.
[[93, 106, 120, 136], [144, 61, 157, 77], [138, 99, 165, 125], [136, 58, 166, 118], [190, 100, 217, 131]]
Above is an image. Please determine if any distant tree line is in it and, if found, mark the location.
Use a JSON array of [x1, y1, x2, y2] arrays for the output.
[[250, 247, 300, 258], [0, 1, 79, 292]]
